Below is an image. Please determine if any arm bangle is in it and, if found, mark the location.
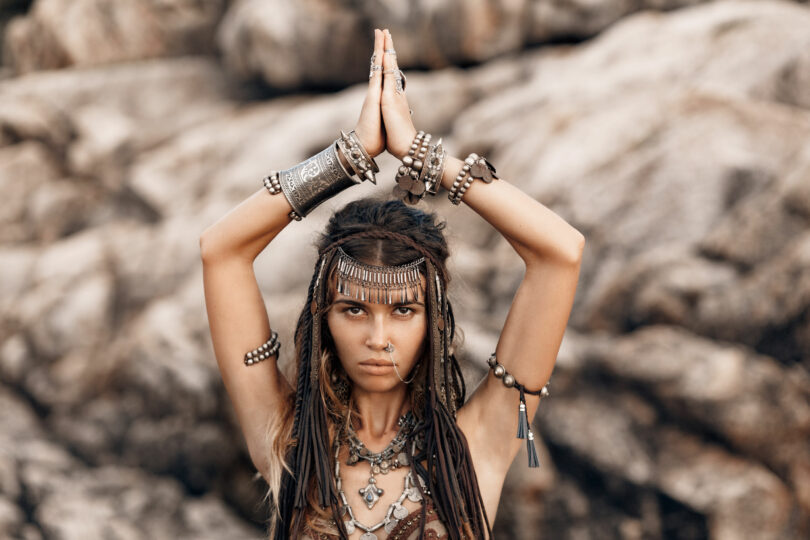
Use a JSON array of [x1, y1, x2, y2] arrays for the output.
[[276, 140, 358, 219]]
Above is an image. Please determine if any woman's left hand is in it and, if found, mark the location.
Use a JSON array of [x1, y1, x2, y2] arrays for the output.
[[354, 29, 387, 158], [380, 30, 418, 160]]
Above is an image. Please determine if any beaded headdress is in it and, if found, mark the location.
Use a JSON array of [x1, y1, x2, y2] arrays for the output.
[[335, 247, 425, 304]]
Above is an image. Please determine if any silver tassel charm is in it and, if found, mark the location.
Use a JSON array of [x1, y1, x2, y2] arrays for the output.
[[527, 430, 540, 468], [517, 400, 529, 439]]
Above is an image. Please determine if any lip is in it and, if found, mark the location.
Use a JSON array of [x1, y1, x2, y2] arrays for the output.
[[359, 360, 396, 374], [360, 359, 395, 366]]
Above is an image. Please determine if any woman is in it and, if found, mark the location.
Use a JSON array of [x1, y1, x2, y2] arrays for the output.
[[201, 29, 584, 540]]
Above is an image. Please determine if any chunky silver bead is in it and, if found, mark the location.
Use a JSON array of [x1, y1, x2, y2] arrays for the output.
[[402, 155, 413, 166], [487, 354, 497, 368], [503, 374, 515, 387], [493, 364, 505, 378]]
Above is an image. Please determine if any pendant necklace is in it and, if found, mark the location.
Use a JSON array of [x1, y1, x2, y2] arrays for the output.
[[344, 411, 417, 510], [334, 433, 429, 539]]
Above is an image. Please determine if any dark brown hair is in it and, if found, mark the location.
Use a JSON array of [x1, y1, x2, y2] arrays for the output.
[[273, 198, 491, 539]]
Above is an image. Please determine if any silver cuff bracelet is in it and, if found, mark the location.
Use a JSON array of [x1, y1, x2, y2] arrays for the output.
[[277, 141, 359, 219]]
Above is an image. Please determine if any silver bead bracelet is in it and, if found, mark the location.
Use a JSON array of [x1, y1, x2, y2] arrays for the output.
[[487, 352, 549, 467], [244, 331, 280, 366]]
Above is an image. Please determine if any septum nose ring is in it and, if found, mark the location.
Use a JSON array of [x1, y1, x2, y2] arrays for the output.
[[383, 342, 395, 353]]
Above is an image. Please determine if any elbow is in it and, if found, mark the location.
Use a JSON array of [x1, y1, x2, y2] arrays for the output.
[[569, 230, 586, 265], [525, 229, 585, 268], [199, 229, 220, 264]]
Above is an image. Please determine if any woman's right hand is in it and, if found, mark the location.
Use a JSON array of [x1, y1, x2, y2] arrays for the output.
[[353, 29, 386, 158]]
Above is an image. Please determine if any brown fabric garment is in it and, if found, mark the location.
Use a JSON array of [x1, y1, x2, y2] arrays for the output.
[[301, 497, 449, 540]]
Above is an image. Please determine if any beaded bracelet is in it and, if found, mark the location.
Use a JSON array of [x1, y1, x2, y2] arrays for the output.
[[244, 331, 281, 366], [262, 171, 282, 195], [262, 171, 303, 221], [487, 352, 549, 467], [393, 131, 432, 205], [447, 153, 499, 205]]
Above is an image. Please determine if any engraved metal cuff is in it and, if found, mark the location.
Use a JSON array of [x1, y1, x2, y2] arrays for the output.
[[277, 141, 359, 219]]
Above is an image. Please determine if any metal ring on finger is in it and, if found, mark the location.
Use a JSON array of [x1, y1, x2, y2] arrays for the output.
[[396, 69, 406, 93], [369, 64, 383, 79], [384, 68, 406, 93], [384, 48, 396, 55]]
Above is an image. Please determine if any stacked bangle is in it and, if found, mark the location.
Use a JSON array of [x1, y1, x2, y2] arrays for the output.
[[420, 139, 447, 196], [393, 131, 433, 205], [337, 130, 379, 184], [487, 352, 549, 468], [447, 153, 499, 205], [244, 331, 281, 366]]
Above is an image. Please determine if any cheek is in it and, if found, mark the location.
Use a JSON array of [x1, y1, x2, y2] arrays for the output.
[[326, 313, 352, 356], [396, 315, 428, 357]]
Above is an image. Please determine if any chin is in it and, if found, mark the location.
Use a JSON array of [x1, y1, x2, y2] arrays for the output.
[[350, 377, 404, 393]]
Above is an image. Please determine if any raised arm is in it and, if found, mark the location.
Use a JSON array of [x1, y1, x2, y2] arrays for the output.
[[380, 30, 584, 517], [199, 29, 387, 477]]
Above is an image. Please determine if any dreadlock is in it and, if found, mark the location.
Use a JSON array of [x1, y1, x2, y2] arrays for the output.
[[272, 198, 492, 539]]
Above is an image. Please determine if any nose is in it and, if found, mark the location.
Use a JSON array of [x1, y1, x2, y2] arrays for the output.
[[364, 313, 389, 351]]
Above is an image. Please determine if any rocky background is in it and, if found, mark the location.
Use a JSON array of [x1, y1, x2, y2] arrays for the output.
[[1, 0, 809, 538]]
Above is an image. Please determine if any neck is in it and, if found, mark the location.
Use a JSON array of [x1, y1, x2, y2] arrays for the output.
[[351, 385, 410, 448]]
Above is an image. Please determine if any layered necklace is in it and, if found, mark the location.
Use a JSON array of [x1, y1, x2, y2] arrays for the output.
[[335, 411, 429, 539]]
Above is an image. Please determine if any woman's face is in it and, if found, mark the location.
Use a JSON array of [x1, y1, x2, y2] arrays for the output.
[[326, 278, 427, 393]]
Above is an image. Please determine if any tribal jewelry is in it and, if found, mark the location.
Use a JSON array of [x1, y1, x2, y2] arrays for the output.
[[262, 171, 282, 195], [393, 131, 432, 205], [383, 68, 406, 93], [345, 411, 417, 510], [447, 153, 499, 205], [262, 133, 380, 221], [243, 331, 280, 366], [420, 139, 447, 196], [369, 52, 382, 79], [487, 352, 549, 467], [385, 341, 418, 384], [273, 141, 359, 220], [337, 130, 379, 184], [335, 247, 425, 305], [335, 435, 429, 538]]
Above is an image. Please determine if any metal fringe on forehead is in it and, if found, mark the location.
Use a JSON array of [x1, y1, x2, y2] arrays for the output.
[[335, 247, 425, 304]]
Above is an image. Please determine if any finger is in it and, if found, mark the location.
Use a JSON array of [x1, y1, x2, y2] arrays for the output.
[[382, 29, 402, 94], [368, 29, 384, 90]]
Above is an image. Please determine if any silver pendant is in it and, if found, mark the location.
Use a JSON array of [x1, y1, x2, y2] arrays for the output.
[[344, 520, 355, 534], [393, 503, 408, 520], [360, 532, 378, 540], [406, 487, 422, 503], [359, 477, 383, 509], [384, 518, 399, 533]]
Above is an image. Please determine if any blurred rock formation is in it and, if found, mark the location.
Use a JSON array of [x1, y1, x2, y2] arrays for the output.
[[1, 0, 809, 538]]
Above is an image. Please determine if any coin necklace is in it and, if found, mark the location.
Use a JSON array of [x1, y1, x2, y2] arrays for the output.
[[335, 432, 429, 539], [344, 411, 416, 510]]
